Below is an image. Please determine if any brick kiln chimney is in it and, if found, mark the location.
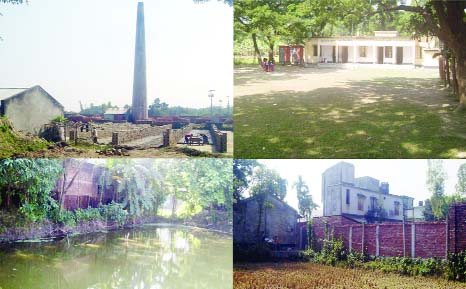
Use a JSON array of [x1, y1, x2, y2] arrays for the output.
[[132, 2, 148, 121]]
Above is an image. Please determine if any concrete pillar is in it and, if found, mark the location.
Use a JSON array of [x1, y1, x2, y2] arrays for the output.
[[317, 40, 320, 62], [392, 45, 396, 64], [376, 225, 380, 256], [353, 43, 357, 63], [69, 130, 76, 141], [349, 226, 353, 252], [112, 132, 119, 145], [372, 45, 376, 64], [411, 223, 416, 258], [412, 43, 416, 66], [132, 2, 148, 121], [336, 44, 339, 63], [361, 223, 365, 253]]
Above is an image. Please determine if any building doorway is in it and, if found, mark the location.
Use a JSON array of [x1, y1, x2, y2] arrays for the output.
[[341, 46, 349, 63], [396, 47, 403, 64], [377, 47, 384, 64]]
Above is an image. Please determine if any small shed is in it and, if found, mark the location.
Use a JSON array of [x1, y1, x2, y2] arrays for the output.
[[104, 108, 129, 121], [234, 195, 300, 248], [0, 85, 64, 134]]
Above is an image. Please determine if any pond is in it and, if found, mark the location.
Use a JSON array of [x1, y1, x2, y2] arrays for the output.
[[0, 225, 232, 289]]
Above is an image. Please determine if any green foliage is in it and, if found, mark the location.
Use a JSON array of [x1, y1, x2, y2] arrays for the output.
[[233, 159, 258, 204], [51, 116, 67, 123], [74, 208, 103, 222], [456, 163, 466, 198], [56, 210, 77, 227], [293, 176, 318, 220], [0, 159, 63, 222], [446, 250, 466, 282], [316, 237, 347, 266], [427, 160, 449, 220], [363, 257, 444, 277], [79, 102, 118, 115], [148, 98, 232, 117], [100, 202, 128, 227], [347, 251, 368, 268]]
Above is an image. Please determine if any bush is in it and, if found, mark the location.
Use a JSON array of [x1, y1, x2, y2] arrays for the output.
[[446, 251, 466, 282], [57, 210, 76, 227], [347, 251, 368, 268], [317, 237, 347, 266], [75, 208, 103, 223], [100, 202, 127, 227]]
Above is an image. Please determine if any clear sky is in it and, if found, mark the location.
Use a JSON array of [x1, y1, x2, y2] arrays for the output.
[[0, 0, 233, 112], [258, 159, 466, 216]]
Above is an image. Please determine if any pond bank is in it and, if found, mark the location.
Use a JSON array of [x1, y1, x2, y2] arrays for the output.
[[0, 210, 231, 243]]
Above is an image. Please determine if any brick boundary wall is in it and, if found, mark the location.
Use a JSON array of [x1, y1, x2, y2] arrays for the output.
[[309, 202, 466, 259], [210, 124, 227, 153], [111, 125, 171, 145]]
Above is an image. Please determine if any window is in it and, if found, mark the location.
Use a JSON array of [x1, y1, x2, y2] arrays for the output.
[[385, 46, 393, 58], [313, 45, 318, 57], [394, 201, 400, 216], [370, 197, 377, 211], [357, 194, 366, 211], [359, 46, 366, 57], [346, 189, 350, 205]]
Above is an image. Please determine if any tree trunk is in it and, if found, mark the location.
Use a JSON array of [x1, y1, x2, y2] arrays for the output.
[[268, 42, 274, 62], [439, 56, 445, 81], [451, 55, 459, 95], [251, 33, 261, 65], [455, 53, 466, 111], [256, 200, 263, 242], [445, 56, 450, 87]]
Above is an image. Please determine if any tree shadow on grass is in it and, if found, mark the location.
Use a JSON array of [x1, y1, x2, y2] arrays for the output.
[[234, 77, 466, 159]]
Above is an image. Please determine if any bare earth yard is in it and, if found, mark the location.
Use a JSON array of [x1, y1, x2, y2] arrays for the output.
[[234, 263, 466, 289], [234, 65, 466, 158]]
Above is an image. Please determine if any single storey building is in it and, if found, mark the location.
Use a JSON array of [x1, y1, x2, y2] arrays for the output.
[[0, 85, 64, 134], [304, 31, 439, 67]]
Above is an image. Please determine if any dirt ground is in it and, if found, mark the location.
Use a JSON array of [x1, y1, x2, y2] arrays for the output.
[[234, 65, 466, 158]]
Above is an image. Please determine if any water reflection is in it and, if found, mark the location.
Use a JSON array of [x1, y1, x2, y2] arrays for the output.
[[0, 225, 232, 289]]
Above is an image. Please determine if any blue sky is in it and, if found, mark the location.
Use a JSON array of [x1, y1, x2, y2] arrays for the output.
[[259, 159, 466, 216], [0, 0, 232, 111]]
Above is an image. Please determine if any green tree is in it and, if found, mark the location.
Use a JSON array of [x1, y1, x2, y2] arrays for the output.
[[292, 175, 318, 220], [426, 159, 448, 220], [456, 163, 466, 198], [423, 199, 435, 221], [250, 166, 287, 240], [0, 159, 63, 222], [233, 159, 259, 204]]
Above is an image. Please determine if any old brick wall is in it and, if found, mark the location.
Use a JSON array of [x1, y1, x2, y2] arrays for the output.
[[210, 124, 227, 153], [312, 216, 451, 258], [449, 202, 466, 254], [168, 124, 193, 146]]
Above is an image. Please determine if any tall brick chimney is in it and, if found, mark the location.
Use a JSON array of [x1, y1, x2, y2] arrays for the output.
[[131, 2, 148, 121]]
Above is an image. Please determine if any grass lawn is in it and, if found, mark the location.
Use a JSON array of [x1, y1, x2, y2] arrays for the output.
[[234, 66, 466, 158], [234, 262, 466, 289]]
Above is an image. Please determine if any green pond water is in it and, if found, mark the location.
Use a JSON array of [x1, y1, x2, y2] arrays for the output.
[[0, 225, 232, 289]]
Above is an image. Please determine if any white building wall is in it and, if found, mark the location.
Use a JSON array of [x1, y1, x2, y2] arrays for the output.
[[340, 186, 405, 221]]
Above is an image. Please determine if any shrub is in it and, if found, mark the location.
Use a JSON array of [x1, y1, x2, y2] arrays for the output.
[[446, 251, 466, 282], [100, 202, 127, 227], [75, 208, 103, 223], [52, 116, 67, 123], [57, 210, 76, 227]]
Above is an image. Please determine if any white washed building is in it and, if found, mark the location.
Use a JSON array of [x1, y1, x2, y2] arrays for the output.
[[322, 162, 414, 222], [304, 31, 439, 67]]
